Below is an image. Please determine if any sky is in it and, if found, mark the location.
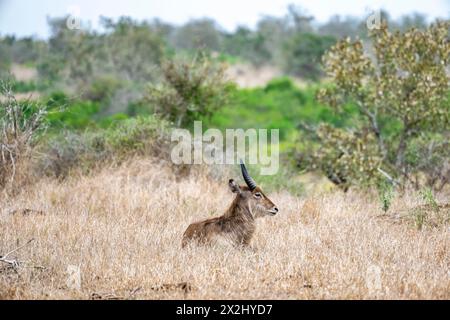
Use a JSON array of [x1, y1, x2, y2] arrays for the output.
[[0, 0, 449, 38]]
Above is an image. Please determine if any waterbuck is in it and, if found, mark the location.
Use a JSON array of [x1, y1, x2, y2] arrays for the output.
[[182, 162, 278, 247]]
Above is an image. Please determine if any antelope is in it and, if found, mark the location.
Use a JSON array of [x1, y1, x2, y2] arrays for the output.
[[182, 162, 278, 247]]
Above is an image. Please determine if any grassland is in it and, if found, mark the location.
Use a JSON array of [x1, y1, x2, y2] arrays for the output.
[[1, 158, 448, 299]]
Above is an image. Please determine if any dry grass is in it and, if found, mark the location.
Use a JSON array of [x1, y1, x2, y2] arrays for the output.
[[1, 158, 449, 299]]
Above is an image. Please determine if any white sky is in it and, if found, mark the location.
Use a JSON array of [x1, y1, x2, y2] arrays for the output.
[[0, 0, 449, 38]]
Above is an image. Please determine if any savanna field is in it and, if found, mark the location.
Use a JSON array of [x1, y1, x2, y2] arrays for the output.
[[1, 3, 449, 300], [1, 158, 449, 299]]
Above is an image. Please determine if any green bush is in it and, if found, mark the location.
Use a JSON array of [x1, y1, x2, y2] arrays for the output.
[[264, 77, 297, 93], [104, 116, 171, 158], [37, 116, 171, 178], [98, 113, 130, 128], [85, 76, 122, 103], [145, 52, 235, 128], [377, 181, 395, 213], [46, 99, 102, 129], [207, 78, 356, 143], [11, 80, 39, 93]]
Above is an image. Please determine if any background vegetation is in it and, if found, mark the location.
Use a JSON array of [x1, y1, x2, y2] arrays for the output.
[[0, 6, 448, 191]]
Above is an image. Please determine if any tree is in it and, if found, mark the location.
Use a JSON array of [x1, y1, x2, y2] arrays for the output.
[[171, 18, 222, 52], [222, 25, 272, 65], [396, 13, 428, 31], [285, 4, 314, 33], [0, 36, 12, 76], [39, 16, 165, 86], [318, 15, 362, 39], [310, 21, 449, 190], [283, 33, 336, 80], [100, 16, 165, 83]]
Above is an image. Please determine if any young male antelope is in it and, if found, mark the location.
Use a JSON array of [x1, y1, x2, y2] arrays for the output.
[[182, 162, 278, 247]]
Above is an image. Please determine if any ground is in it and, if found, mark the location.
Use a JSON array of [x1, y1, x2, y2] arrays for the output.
[[0, 158, 449, 299]]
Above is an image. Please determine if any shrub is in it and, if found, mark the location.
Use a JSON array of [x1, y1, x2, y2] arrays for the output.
[[409, 188, 449, 230], [0, 80, 49, 190], [377, 181, 395, 213], [37, 116, 172, 178], [84, 76, 122, 103], [404, 133, 450, 191], [264, 77, 296, 93], [419, 187, 439, 213], [11, 80, 39, 93], [46, 99, 102, 129], [305, 124, 383, 191], [104, 116, 171, 159], [145, 52, 235, 128]]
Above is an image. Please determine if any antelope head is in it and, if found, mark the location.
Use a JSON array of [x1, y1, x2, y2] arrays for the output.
[[228, 162, 279, 218]]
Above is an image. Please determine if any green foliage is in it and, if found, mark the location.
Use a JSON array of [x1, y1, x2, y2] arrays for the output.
[[377, 181, 395, 213], [44, 90, 133, 130], [221, 26, 272, 66], [264, 77, 297, 92], [45, 91, 69, 108], [85, 76, 122, 103], [307, 124, 383, 190], [171, 18, 222, 51], [318, 15, 364, 39], [11, 80, 38, 92], [409, 187, 449, 230], [98, 113, 130, 128], [100, 17, 165, 82], [11, 80, 50, 93], [38, 116, 171, 178], [283, 33, 336, 80], [0, 80, 49, 189], [46, 99, 102, 129], [126, 99, 151, 117], [105, 116, 170, 157], [2, 10, 438, 87], [36, 53, 65, 82], [419, 187, 439, 212], [146, 53, 235, 127], [38, 16, 165, 99], [208, 78, 354, 143], [412, 208, 427, 230], [403, 132, 450, 191], [0, 42, 12, 75], [0, 36, 46, 75], [314, 21, 450, 190]]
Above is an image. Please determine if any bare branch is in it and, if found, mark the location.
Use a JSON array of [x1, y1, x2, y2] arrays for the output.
[[0, 239, 35, 269], [377, 167, 400, 186]]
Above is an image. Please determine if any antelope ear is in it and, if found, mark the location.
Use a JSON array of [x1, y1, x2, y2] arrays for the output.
[[228, 179, 241, 194]]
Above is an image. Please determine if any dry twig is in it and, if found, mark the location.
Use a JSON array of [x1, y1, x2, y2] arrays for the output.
[[0, 239, 35, 269]]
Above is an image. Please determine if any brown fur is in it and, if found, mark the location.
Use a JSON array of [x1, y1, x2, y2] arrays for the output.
[[182, 181, 278, 247]]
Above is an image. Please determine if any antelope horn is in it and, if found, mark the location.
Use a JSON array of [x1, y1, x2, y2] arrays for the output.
[[240, 159, 257, 191]]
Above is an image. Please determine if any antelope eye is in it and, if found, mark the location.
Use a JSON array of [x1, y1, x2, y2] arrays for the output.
[[254, 192, 262, 198]]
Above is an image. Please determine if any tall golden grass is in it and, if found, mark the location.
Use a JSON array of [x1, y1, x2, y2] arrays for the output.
[[1, 158, 449, 299]]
